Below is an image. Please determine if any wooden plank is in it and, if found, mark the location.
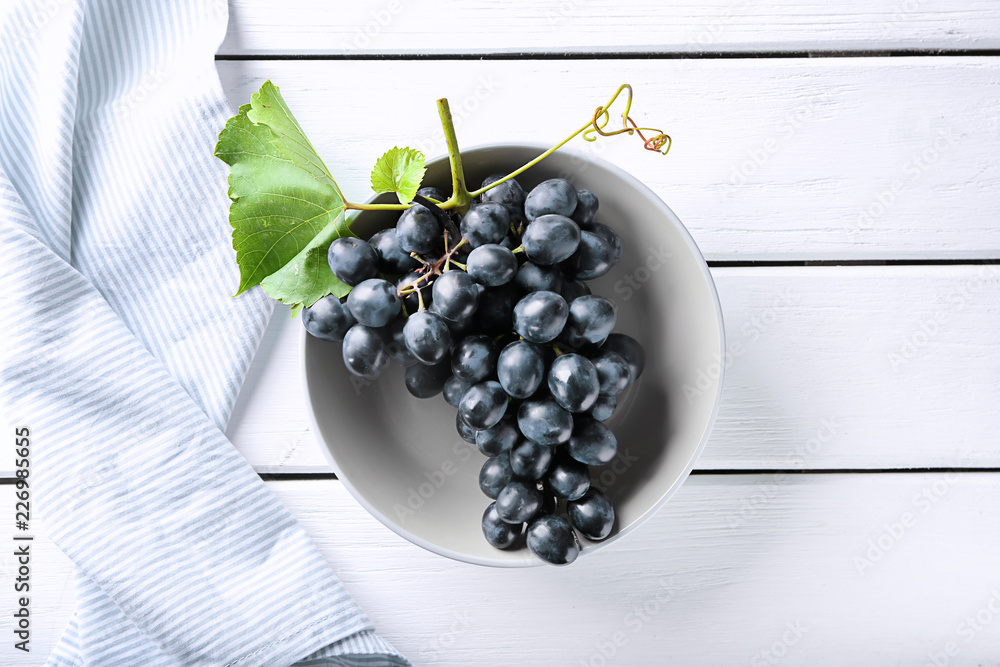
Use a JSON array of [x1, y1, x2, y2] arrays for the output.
[[276, 475, 1000, 666], [215, 57, 1000, 260], [226, 266, 1000, 473], [706, 265, 1000, 470], [220, 0, 1000, 55], [13, 475, 1000, 665]]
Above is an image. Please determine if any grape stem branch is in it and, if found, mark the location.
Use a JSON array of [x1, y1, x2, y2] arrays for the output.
[[437, 99, 474, 214], [397, 235, 469, 299], [344, 84, 670, 217]]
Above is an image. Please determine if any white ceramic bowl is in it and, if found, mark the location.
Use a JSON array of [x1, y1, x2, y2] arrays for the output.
[[302, 144, 725, 567]]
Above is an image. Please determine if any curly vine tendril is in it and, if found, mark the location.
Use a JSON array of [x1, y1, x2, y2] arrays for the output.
[[581, 84, 672, 155], [462, 83, 672, 202]]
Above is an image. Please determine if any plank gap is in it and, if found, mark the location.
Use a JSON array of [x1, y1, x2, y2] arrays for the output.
[[214, 49, 1000, 61], [690, 467, 1000, 475], [708, 259, 1000, 268], [257, 472, 339, 482], [5, 467, 999, 485], [241, 468, 1000, 484]]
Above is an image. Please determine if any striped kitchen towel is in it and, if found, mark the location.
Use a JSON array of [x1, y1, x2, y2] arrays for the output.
[[0, 1, 409, 665]]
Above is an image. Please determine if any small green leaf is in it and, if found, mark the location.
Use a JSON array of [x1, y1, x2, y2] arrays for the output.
[[371, 146, 427, 204], [215, 82, 351, 312]]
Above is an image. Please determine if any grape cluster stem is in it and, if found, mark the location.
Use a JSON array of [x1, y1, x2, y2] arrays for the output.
[[343, 84, 669, 216], [398, 234, 469, 304]]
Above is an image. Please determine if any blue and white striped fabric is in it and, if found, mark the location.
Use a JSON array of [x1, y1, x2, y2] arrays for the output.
[[0, 1, 408, 665]]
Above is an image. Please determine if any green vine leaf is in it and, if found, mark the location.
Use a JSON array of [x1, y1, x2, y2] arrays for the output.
[[261, 216, 351, 318], [214, 84, 351, 313], [247, 81, 345, 199], [370, 146, 426, 204], [216, 80, 671, 320]]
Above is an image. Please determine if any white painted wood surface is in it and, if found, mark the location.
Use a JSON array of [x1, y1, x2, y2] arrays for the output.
[[220, 0, 1000, 55], [227, 266, 1000, 473], [10, 476, 1000, 665], [9, 1, 1000, 665], [216, 58, 1000, 260]]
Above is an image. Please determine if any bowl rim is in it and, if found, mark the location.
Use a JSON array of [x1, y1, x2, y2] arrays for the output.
[[300, 141, 726, 567]]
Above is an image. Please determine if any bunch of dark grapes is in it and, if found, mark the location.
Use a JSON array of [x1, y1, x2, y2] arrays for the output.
[[303, 176, 645, 565]]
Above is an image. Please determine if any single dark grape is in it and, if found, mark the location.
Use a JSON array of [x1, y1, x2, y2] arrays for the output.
[[567, 416, 618, 465], [346, 278, 401, 328], [480, 454, 515, 499], [475, 284, 518, 335], [495, 479, 544, 524], [458, 380, 508, 430], [402, 310, 452, 365], [476, 414, 520, 457], [570, 189, 599, 228], [369, 228, 419, 274], [589, 222, 623, 264], [327, 237, 379, 286], [430, 270, 480, 322], [404, 359, 451, 398], [456, 412, 478, 444], [460, 201, 509, 247], [443, 375, 472, 408], [342, 325, 389, 378], [590, 394, 616, 422], [568, 488, 615, 541], [547, 453, 590, 501], [561, 294, 617, 347], [562, 230, 614, 281], [602, 333, 645, 382], [512, 290, 568, 344], [482, 502, 520, 549], [517, 397, 573, 446], [524, 178, 578, 220], [466, 244, 518, 287], [479, 174, 526, 221], [497, 340, 547, 399], [521, 214, 581, 265], [590, 349, 631, 396], [509, 439, 554, 480], [396, 204, 442, 255], [396, 271, 432, 313], [302, 295, 356, 342], [416, 185, 449, 203], [384, 318, 418, 367], [559, 278, 591, 304], [526, 514, 579, 565], [514, 262, 563, 295], [452, 335, 499, 384], [548, 353, 600, 413]]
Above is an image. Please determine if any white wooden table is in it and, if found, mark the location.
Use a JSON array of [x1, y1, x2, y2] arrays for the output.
[[12, 2, 1000, 665]]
